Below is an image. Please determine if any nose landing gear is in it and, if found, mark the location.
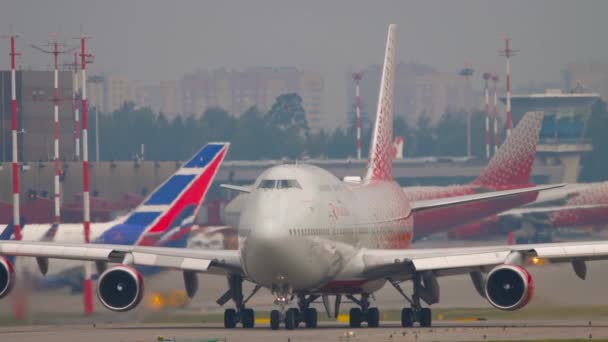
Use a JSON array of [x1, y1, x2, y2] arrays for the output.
[[269, 290, 319, 330]]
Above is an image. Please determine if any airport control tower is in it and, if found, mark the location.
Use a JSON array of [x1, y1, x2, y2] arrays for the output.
[[505, 90, 600, 182]]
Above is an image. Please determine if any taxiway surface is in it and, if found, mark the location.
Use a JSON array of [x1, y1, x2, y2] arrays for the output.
[[1, 321, 607, 342]]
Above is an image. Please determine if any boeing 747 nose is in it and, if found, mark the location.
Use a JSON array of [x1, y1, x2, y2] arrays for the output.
[[240, 166, 341, 292]]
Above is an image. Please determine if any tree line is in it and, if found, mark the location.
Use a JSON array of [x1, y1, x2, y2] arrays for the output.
[[91, 93, 608, 182]]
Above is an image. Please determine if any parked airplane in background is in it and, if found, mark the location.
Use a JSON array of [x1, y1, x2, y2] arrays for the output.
[[449, 182, 608, 243], [1, 142, 229, 278], [1, 25, 607, 333], [403, 110, 545, 241]]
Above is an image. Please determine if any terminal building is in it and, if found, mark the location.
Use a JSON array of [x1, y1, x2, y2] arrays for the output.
[[506, 90, 600, 182], [0, 70, 75, 163]]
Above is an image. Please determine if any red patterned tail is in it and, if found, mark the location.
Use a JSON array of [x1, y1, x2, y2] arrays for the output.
[[365, 24, 396, 182], [473, 112, 544, 187]]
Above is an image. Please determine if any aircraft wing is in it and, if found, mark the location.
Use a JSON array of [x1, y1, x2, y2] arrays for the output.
[[0, 241, 242, 276], [359, 240, 608, 281], [409, 183, 565, 213], [220, 184, 252, 193], [499, 204, 608, 218]]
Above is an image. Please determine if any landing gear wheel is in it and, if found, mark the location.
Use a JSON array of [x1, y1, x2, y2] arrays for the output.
[[242, 308, 255, 328], [287, 308, 300, 328], [401, 308, 414, 327], [367, 307, 380, 327], [285, 308, 297, 330], [419, 308, 432, 327], [270, 310, 280, 330], [224, 308, 237, 329], [304, 307, 318, 328], [349, 307, 362, 328]]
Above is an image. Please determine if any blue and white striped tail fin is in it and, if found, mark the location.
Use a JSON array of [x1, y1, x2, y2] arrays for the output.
[[111, 142, 229, 246], [0, 218, 25, 241]]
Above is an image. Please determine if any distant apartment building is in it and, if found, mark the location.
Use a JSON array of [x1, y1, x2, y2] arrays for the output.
[[87, 77, 105, 113], [346, 62, 473, 127], [564, 62, 608, 100], [86, 74, 133, 114], [105, 75, 132, 113], [175, 67, 324, 132], [413, 72, 473, 124], [160, 80, 181, 119]]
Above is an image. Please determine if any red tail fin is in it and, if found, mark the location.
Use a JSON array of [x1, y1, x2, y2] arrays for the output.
[[365, 24, 396, 182], [473, 112, 543, 187]]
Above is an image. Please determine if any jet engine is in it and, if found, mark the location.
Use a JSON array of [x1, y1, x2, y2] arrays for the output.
[[97, 265, 144, 312], [484, 264, 534, 310], [0, 256, 15, 299]]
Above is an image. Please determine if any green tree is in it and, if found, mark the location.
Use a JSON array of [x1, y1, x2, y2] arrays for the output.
[[435, 111, 466, 156], [470, 110, 488, 159], [393, 115, 411, 156], [412, 115, 435, 156], [231, 106, 271, 160], [201, 107, 236, 142], [267, 93, 308, 134]]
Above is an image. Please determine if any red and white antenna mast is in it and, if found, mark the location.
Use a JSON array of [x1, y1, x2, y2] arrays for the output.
[[3, 29, 26, 320], [31, 35, 76, 224], [78, 33, 94, 315], [4, 32, 22, 240], [352, 72, 362, 159], [72, 52, 80, 160], [499, 37, 518, 137], [482, 72, 491, 159], [491, 74, 500, 154]]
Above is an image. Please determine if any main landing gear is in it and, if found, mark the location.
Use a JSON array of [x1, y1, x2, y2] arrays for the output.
[[217, 275, 261, 328], [389, 274, 437, 328], [269, 291, 319, 330], [345, 293, 380, 328]]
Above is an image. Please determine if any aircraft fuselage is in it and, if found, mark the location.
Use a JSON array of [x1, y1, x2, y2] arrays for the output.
[[238, 164, 412, 293]]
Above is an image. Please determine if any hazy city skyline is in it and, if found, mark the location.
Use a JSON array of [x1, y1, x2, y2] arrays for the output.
[[2, 0, 607, 128]]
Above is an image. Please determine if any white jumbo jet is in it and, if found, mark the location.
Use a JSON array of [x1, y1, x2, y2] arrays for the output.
[[0, 25, 605, 331]]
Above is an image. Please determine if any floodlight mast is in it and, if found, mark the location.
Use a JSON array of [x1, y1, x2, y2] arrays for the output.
[[31, 35, 77, 224], [499, 37, 518, 137]]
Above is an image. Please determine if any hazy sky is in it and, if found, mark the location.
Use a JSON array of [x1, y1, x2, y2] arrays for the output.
[[2, 0, 607, 126]]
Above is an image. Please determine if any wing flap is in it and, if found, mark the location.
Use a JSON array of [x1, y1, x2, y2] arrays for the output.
[[412, 251, 511, 271], [500, 204, 608, 217], [131, 251, 211, 272], [0, 241, 240, 274], [360, 241, 608, 280], [0, 243, 114, 261], [534, 244, 608, 259]]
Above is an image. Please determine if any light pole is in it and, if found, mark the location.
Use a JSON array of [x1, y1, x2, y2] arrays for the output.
[[88, 75, 103, 162], [459, 65, 475, 157]]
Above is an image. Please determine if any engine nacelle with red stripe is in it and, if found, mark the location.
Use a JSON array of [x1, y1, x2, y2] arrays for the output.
[[97, 265, 144, 312], [0, 256, 15, 299], [484, 264, 534, 310]]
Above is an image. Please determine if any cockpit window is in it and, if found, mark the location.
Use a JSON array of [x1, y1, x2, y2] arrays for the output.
[[278, 179, 302, 189], [258, 180, 276, 189], [257, 179, 302, 190]]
